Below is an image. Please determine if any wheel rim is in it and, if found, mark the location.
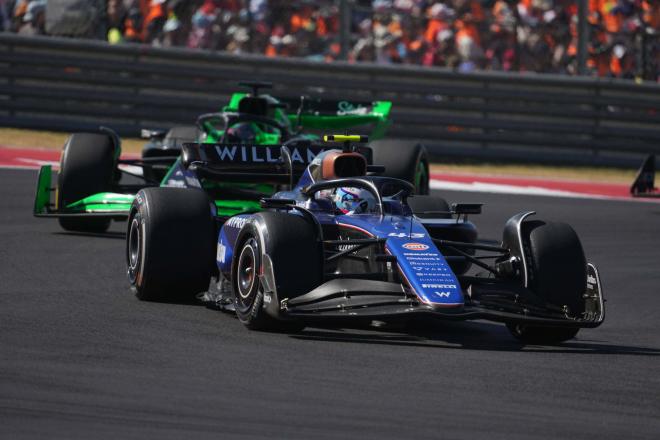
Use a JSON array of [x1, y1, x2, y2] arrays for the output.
[[236, 238, 258, 301], [127, 217, 141, 284]]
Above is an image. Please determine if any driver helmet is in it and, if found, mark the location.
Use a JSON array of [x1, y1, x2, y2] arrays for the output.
[[226, 122, 258, 143], [333, 187, 377, 215]]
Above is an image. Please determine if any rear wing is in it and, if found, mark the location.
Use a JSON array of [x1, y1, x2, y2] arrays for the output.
[[181, 141, 373, 186], [182, 142, 318, 187], [286, 98, 392, 140], [225, 92, 392, 140]]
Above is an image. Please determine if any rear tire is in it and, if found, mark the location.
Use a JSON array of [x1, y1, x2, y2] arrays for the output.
[[507, 220, 586, 344], [232, 211, 323, 331], [127, 187, 216, 301], [370, 139, 429, 195], [57, 133, 117, 232]]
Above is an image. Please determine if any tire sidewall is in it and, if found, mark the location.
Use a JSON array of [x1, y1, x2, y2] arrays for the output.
[[126, 209, 145, 290], [233, 229, 265, 324]]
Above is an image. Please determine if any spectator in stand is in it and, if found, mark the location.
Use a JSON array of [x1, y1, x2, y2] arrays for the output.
[[13, 0, 45, 35], [3, 0, 657, 81], [0, 0, 12, 32]]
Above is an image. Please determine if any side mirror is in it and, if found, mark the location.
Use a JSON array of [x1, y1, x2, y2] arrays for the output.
[[451, 203, 482, 215]]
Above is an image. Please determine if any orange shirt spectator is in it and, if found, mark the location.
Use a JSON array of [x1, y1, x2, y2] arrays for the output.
[[425, 19, 449, 43], [599, 0, 623, 33], [455, 17, 481, 47], [642, 0, 660, 28], [142, 0, 166, 42]]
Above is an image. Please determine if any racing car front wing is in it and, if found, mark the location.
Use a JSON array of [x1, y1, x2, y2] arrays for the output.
[[279, 264, 605, 328], [33, 165, 132, 219]]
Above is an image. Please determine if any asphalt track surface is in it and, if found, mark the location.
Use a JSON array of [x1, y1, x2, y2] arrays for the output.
[[1, 168, 659, 440]]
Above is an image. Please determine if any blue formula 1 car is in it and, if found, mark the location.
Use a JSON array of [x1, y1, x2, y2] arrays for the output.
[[126, 135, 605, 344]]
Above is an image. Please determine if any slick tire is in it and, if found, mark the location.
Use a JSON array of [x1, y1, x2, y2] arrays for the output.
[[370, 139, 429, 195], [57, 133, 117, 233], [127, 187, 216, 301], [232, 212, 323, 331], [507, 220, 586, 344]]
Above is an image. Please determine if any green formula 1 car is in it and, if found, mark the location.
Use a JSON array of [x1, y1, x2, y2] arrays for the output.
[[33, 82, 431, 232]]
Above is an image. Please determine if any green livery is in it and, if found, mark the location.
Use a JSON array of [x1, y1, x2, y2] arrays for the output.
[[33, 82, 429, 232]]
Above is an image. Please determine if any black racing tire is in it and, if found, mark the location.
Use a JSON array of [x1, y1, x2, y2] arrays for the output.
[[57, 133, 117, 233], [507, 220, 586, 344], [127, 187, 216, 302], [406, 195, 451, 219], [370, 139, 429, 195], [232, 211, 323, 331]]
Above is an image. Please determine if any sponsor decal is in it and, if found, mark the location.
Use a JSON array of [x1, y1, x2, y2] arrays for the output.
[[216, 243, 226, 264], [216, 145, 238, 161], [226, 216, 249, 229], [337, 101, 368, 116], [212, 145, 323, 164], [388, 232, 425, 238], [422, 284, 457, 289], [434, 291, 452, 298], [402, 242, 429, 251], [587, 274, 597, 285], [165, 180, 186, 188], [185, 176, 201, 188], [336, 238, 360, 252]]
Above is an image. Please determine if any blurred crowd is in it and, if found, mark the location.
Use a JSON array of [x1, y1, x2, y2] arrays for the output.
[[1, 0, 659, 80]]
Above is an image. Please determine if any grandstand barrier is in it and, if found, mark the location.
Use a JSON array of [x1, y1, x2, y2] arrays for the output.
[[1, 34, 659, 166]]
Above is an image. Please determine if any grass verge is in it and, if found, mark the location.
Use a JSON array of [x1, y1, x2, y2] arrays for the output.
[[0, 128, 145, 154]]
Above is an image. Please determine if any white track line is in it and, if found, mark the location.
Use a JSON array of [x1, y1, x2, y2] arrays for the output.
[[0, 164, 652, 203], [430, 179, 653, 203]]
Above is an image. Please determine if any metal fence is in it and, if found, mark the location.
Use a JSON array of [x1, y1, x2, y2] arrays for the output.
[[1, 34, 659, 165]]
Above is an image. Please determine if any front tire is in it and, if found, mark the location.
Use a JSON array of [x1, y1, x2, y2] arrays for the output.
[[507, 220, 586, 344], [232, 211, 323, 331], [57, 133, 117, 232], [127, 187, 216, 301]]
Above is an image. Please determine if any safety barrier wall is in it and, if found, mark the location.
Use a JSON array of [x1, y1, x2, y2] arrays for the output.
[[2, 34, 659, 165]]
